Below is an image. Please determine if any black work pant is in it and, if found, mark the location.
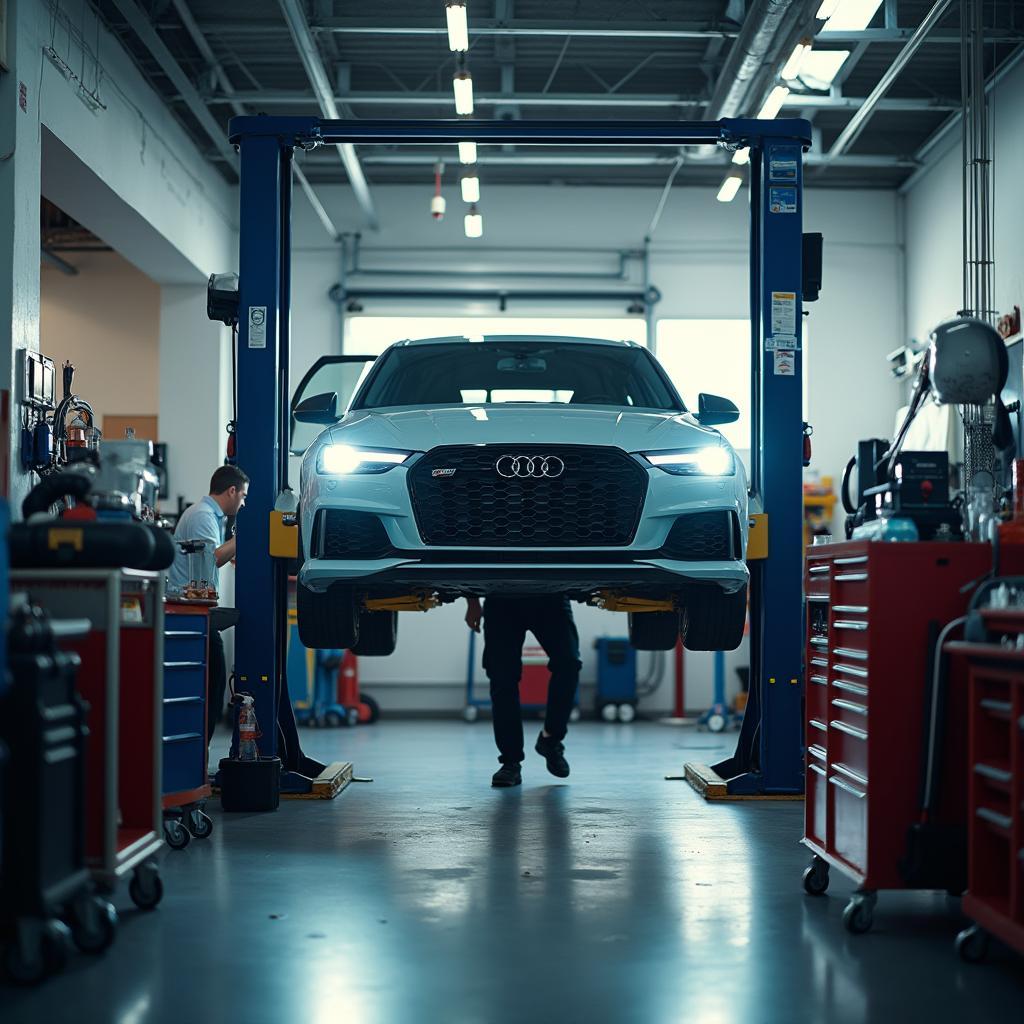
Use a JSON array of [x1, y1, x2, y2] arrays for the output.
[[483, 595, 582, 765]]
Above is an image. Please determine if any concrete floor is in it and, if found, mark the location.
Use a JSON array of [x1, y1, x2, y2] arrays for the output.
[[4, 719, 1023, 1023]]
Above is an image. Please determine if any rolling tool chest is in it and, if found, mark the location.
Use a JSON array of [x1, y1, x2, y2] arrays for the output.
[[161, 602, 214, 849], [11, 569, 166, 911], [800, 540, 1022, 933], [946, 608, 1024, 962]]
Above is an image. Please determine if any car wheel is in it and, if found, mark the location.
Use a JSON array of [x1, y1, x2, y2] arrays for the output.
[[350, 610, 398, 656], [296, 581, 359, 649], [681, 585, 747, 651], [627, 610, 680, 650]]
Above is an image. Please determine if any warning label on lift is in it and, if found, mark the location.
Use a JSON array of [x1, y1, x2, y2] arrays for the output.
[[765, 334, 798, 351], [769, 187, 797, 214], [773, 350, 796, 376], [770, 291, 797, 336], [768, 146, 800, 182], [248, 306, 267, 349]]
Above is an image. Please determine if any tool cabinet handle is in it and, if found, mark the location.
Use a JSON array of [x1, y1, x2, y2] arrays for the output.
[[973, 763, 1013, 783], [828, 775, 867, 799], [164, 661, 205, 669], [808, 744, 828, 762], [808, 564, 831, 575], [830, 719, 868, 741], [832, 679, 868, 697], [833, 605, 868, 614], [834, 556, 868, 566], [834, 572, 868, 582], [832, 698, 868, 716], [976, 808, 1012, 829], [808, 763, 827, 778], [809, 674, 828, 686], [164, 696, 204, 706], [833, 662, 869, 679], [979, 698, 1011, 714], [833, 647, 868, 661]]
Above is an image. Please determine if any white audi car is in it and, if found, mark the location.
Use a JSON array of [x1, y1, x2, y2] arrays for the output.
[[292, 336, 748, 656]]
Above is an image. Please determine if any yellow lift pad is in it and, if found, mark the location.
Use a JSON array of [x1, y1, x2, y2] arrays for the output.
[[747, 513, 768, 561], [269, 511, 298, 558]]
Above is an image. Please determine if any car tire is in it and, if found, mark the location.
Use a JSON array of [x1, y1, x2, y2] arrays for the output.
[[350, 611, 398, 656], [296, 581, 359, 649], [628, 610, 681, 650], [682, 585, 747, 651]]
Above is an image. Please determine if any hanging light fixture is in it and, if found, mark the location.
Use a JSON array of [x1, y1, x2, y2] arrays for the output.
[[445, 1, 469, 52], [430, 162, 446, 221], [453, 71, 474, 115], [460, 171, 480, 203], [464, 204, 483, 238], [781, 40, 812, 81], [717, 175, 743, 203], [458, 141, 478, 164], [757, 85, 790, 120]]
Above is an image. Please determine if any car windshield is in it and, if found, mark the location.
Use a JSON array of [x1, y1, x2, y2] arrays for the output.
[[352, 341, 683, 412]]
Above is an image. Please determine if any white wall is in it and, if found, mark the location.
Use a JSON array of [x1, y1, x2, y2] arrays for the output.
[[287, 181, 905, 712], [1, 0, 236, 506], [904, 54, 1024, 343]]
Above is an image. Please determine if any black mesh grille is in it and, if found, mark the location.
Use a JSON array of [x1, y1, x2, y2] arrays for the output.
[[660, 511, 735, 561], [408, 445, 648, 547], [317, 510, 394, 559]]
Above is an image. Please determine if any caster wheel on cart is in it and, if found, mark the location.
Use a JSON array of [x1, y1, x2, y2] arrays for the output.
[[617, 703, 636, 723], [842, 895, 875, 935], [324, 710, 343, 728], [956, 925, 990, 963], [462, 705, 479, 723], [164, 817, 191, 850], [69, 895, 117, 955], [188, 809, 214, 839], [4, 918, 71, 985], [346, 707, 360, 728], [802, 857, 830, 896], [129, 862, 164, 911], [569, 707, 581, 723], [360, 693, 381, 724], [600, 703, 618, 723]]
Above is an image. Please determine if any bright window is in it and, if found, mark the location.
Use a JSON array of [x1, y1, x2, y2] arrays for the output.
[[345, 316, 647, 356], [656, 320, 752, 452]]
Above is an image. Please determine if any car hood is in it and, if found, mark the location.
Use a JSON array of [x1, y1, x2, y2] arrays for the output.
[[327, 405, 726, 453]]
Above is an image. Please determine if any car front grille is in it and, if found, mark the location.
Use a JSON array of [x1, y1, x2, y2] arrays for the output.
[[660, 511, 737, 561], [408, 445, 648, 547], [315, 510, 394, 559]]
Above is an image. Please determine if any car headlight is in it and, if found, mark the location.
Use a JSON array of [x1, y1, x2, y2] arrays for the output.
[[317, 445, 413, 475], [642, 446, 735, 476]]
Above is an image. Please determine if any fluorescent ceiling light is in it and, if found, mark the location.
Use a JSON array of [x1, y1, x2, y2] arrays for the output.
[[446, 1, 469, 52], [717, 175, 743, 203], [799, 50, 850, 87], [821, 0, 883, 31], [458, 140, 477, 164], [453, 71, 474, 115], [757, 85, 790, 120], [460, 173, 480, 203], [732, 148, 750, 166], [815, 0, 842, 19], [464, 205, 483, 238], [781, 41, 812, 81]]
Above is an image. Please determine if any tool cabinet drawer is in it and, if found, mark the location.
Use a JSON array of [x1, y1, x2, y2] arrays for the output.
[[832, 556, 870, 605], [805, 761, 828, 847], [830, 693, 869, 731], [830, 771, 868, 871], [164, 632, 206, 665], [163, 733, 205, 795], [806, 561, 831, 599], [828, 720, 869, 779], [163, 696, 205, 738], [164, 663, 206, 700], [806, 672, 830, 721]]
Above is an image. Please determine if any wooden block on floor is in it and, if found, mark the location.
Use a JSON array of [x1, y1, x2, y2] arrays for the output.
[[282, 761, 354, 801], [679, 761, 804, 802]]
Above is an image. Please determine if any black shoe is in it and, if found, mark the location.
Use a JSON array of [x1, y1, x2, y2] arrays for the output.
[[492, 762, 522, 787], [535, 733, 570, 778]]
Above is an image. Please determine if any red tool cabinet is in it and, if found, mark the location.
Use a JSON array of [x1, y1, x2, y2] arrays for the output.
[[800, 540, 1020, 933], [946, 611, 1024, 962]]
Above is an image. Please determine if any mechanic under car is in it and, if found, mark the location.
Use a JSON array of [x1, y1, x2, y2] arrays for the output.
[[465, 593, 582, 787]]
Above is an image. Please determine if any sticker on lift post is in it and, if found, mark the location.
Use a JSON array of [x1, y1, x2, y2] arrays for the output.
[[248, 306, 267, 349], [768, 146, 800, 182], [769, 187, 797, 214], [773, 350, 796, 376]]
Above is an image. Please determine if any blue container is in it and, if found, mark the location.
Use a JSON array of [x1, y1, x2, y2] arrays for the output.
[[595, 638, 637, 703]]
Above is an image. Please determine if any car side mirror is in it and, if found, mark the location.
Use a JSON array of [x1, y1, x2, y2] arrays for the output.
[[293, 392, 339, 425], [697, 393, 740, 426]]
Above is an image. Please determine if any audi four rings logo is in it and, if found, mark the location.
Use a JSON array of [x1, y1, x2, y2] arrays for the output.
[[494, 455, 565, 479]]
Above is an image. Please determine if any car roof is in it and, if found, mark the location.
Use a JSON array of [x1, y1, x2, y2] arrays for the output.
[[393, 335, 642, 349]]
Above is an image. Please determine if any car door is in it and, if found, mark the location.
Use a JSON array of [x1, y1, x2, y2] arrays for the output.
[[290, 354, 377, 456]]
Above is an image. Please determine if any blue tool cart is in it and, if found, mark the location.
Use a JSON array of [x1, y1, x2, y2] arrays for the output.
[[595, 638, 638, 723], [161, 601, 214, 850]]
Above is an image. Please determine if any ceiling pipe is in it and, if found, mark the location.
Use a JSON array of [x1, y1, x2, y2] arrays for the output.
[[277, 0, 378, 230], [703, 0, 798, 119], [826, 0, 954, 161]]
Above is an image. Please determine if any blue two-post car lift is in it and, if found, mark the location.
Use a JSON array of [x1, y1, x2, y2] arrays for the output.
[[226, 115, 811, 798]]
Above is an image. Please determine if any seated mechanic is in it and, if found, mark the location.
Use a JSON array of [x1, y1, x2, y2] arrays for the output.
[[465, 594, 582, 787], [168, 465, 249, 744]]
